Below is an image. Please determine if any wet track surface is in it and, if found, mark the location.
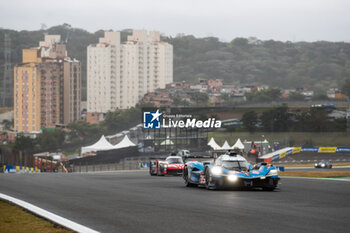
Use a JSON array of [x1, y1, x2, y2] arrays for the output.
[[1, 171, 350, 233]]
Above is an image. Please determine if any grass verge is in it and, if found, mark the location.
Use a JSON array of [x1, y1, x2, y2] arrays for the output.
[[0, 200, 72, 233], [280, 171, 350, 178]]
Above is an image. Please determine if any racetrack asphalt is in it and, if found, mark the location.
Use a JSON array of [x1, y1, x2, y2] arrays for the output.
[[0, 171, 349, 233]]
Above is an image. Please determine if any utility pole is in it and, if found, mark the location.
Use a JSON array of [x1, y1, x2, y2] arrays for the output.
[[2, 33, 12, 107]]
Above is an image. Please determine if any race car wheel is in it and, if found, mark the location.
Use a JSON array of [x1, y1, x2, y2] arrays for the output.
[[205, 169, 216, 190], [157, 166, 164, 176], [183, 168, 195, 187], [149, 167, 156, 176]]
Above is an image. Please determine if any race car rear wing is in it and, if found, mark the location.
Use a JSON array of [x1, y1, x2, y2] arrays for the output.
[[149, 157, 167, 163], [182, 155, 214, 163]]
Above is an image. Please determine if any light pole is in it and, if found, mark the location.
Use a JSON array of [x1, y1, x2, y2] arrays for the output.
[[261, 135, 265, 156]]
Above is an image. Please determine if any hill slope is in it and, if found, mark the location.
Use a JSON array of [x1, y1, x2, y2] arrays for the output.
[[1, 24, 349, 102]]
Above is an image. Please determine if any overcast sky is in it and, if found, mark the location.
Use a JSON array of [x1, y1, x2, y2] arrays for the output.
[[1, 0, 349, 42]]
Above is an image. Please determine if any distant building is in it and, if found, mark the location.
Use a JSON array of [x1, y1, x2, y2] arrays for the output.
[[140, 89, 173, 108], [166, 81, 191, 89], [86, 112, 105, 125], [14, 35, 81, 132], [87, 30, 173, 113], [327, 88, 347, 100]]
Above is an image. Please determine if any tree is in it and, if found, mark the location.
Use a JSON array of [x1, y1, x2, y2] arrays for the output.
[[170, 96, 190, 107], [288, 92, 305, 101], [14, 135, 36, 152], [191, 92, 209, 106], [342, 79, 350, 97], [261, 105, 290, 132], [308, 108, 330, 132], [246, 88, 282, 102], [37, 129, 65, 151], [242, 111, 258, 133], [230, 38, 249, 47], [312, 93, 329, 100]]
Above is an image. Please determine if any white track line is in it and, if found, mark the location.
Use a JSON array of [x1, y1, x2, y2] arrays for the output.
[[0, 193, 99, 233], [281, 176, 350, 181]]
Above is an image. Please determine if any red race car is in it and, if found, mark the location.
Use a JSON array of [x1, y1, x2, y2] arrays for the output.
[[150, 155, 184, 176]]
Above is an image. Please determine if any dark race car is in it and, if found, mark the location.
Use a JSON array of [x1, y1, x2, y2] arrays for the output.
[[150, 154, 184, 176], [315, 161, 332, 169], [183, 151, 279, 191]]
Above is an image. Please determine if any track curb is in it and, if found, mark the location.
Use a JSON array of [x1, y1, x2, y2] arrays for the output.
[[0, 193, 99, 233]]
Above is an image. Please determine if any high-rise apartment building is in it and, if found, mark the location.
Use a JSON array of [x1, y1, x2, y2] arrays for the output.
[[87, 30, 173, 113], [62, 59, 81, 124], [14, 35, 81, 132]]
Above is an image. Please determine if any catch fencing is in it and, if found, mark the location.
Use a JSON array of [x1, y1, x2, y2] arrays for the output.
[[0, 147, 36, 172]]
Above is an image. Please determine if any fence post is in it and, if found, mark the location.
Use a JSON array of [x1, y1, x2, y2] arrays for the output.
[[79, 162, 81, 173]]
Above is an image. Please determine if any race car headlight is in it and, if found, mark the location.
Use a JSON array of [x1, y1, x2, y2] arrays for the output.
[[211, 166, 222, 175], [321, 164, 325, 167], [315, 163, 318, 166], [228, 175, 238, 182], [268, 169, 278, 176]]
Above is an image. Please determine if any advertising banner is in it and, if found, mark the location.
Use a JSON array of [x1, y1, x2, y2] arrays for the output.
[[301, 147, 319, 152], [139, 162, 150, 169], [336, 147, 350, 153], [272, 154, 280, 161], [4, 165, 17, 173], [279, 151, 286, 159], [286, 149, 293, 156], [318, 147, 337, 153], [292, 147, 301, 154]]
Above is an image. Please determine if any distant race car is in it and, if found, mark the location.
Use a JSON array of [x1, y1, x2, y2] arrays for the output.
[[315, 161, 332, 169], [150, 154, 184, 176], [183, 151, 279, 191], [177, 150, 190, 157]]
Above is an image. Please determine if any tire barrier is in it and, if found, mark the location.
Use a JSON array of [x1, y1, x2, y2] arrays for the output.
[[259, 147, 350, 163], [2, 165, 40, 173]]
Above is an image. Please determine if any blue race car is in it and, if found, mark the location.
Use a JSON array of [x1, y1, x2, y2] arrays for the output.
[[183, 151, 280, 191]]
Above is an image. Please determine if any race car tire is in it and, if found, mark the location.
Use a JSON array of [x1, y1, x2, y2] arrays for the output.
[[183, 168, 196, 187], [149, 166, 155, 176], [205, 168, 216, 190], [157, 167, 165, 176]]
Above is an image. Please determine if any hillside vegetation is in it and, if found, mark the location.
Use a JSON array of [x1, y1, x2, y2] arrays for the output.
[[1, 24, 350, 101]]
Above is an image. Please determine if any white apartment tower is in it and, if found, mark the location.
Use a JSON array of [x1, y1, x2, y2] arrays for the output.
[[87, 30, 173, 112]]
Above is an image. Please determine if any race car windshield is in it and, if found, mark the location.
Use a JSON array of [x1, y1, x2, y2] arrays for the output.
[[222, 161, 250, 170], [166, 158, 183, 164]]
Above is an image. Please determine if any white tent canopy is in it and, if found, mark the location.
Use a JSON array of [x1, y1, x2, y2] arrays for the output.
[[221, 140, 231, 150], [207, 137, 222, 150], [81, 135, 114, 154], [160, 139, 174, 145], [232, 138, 245, 150], [113, 135, 136, 149]]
